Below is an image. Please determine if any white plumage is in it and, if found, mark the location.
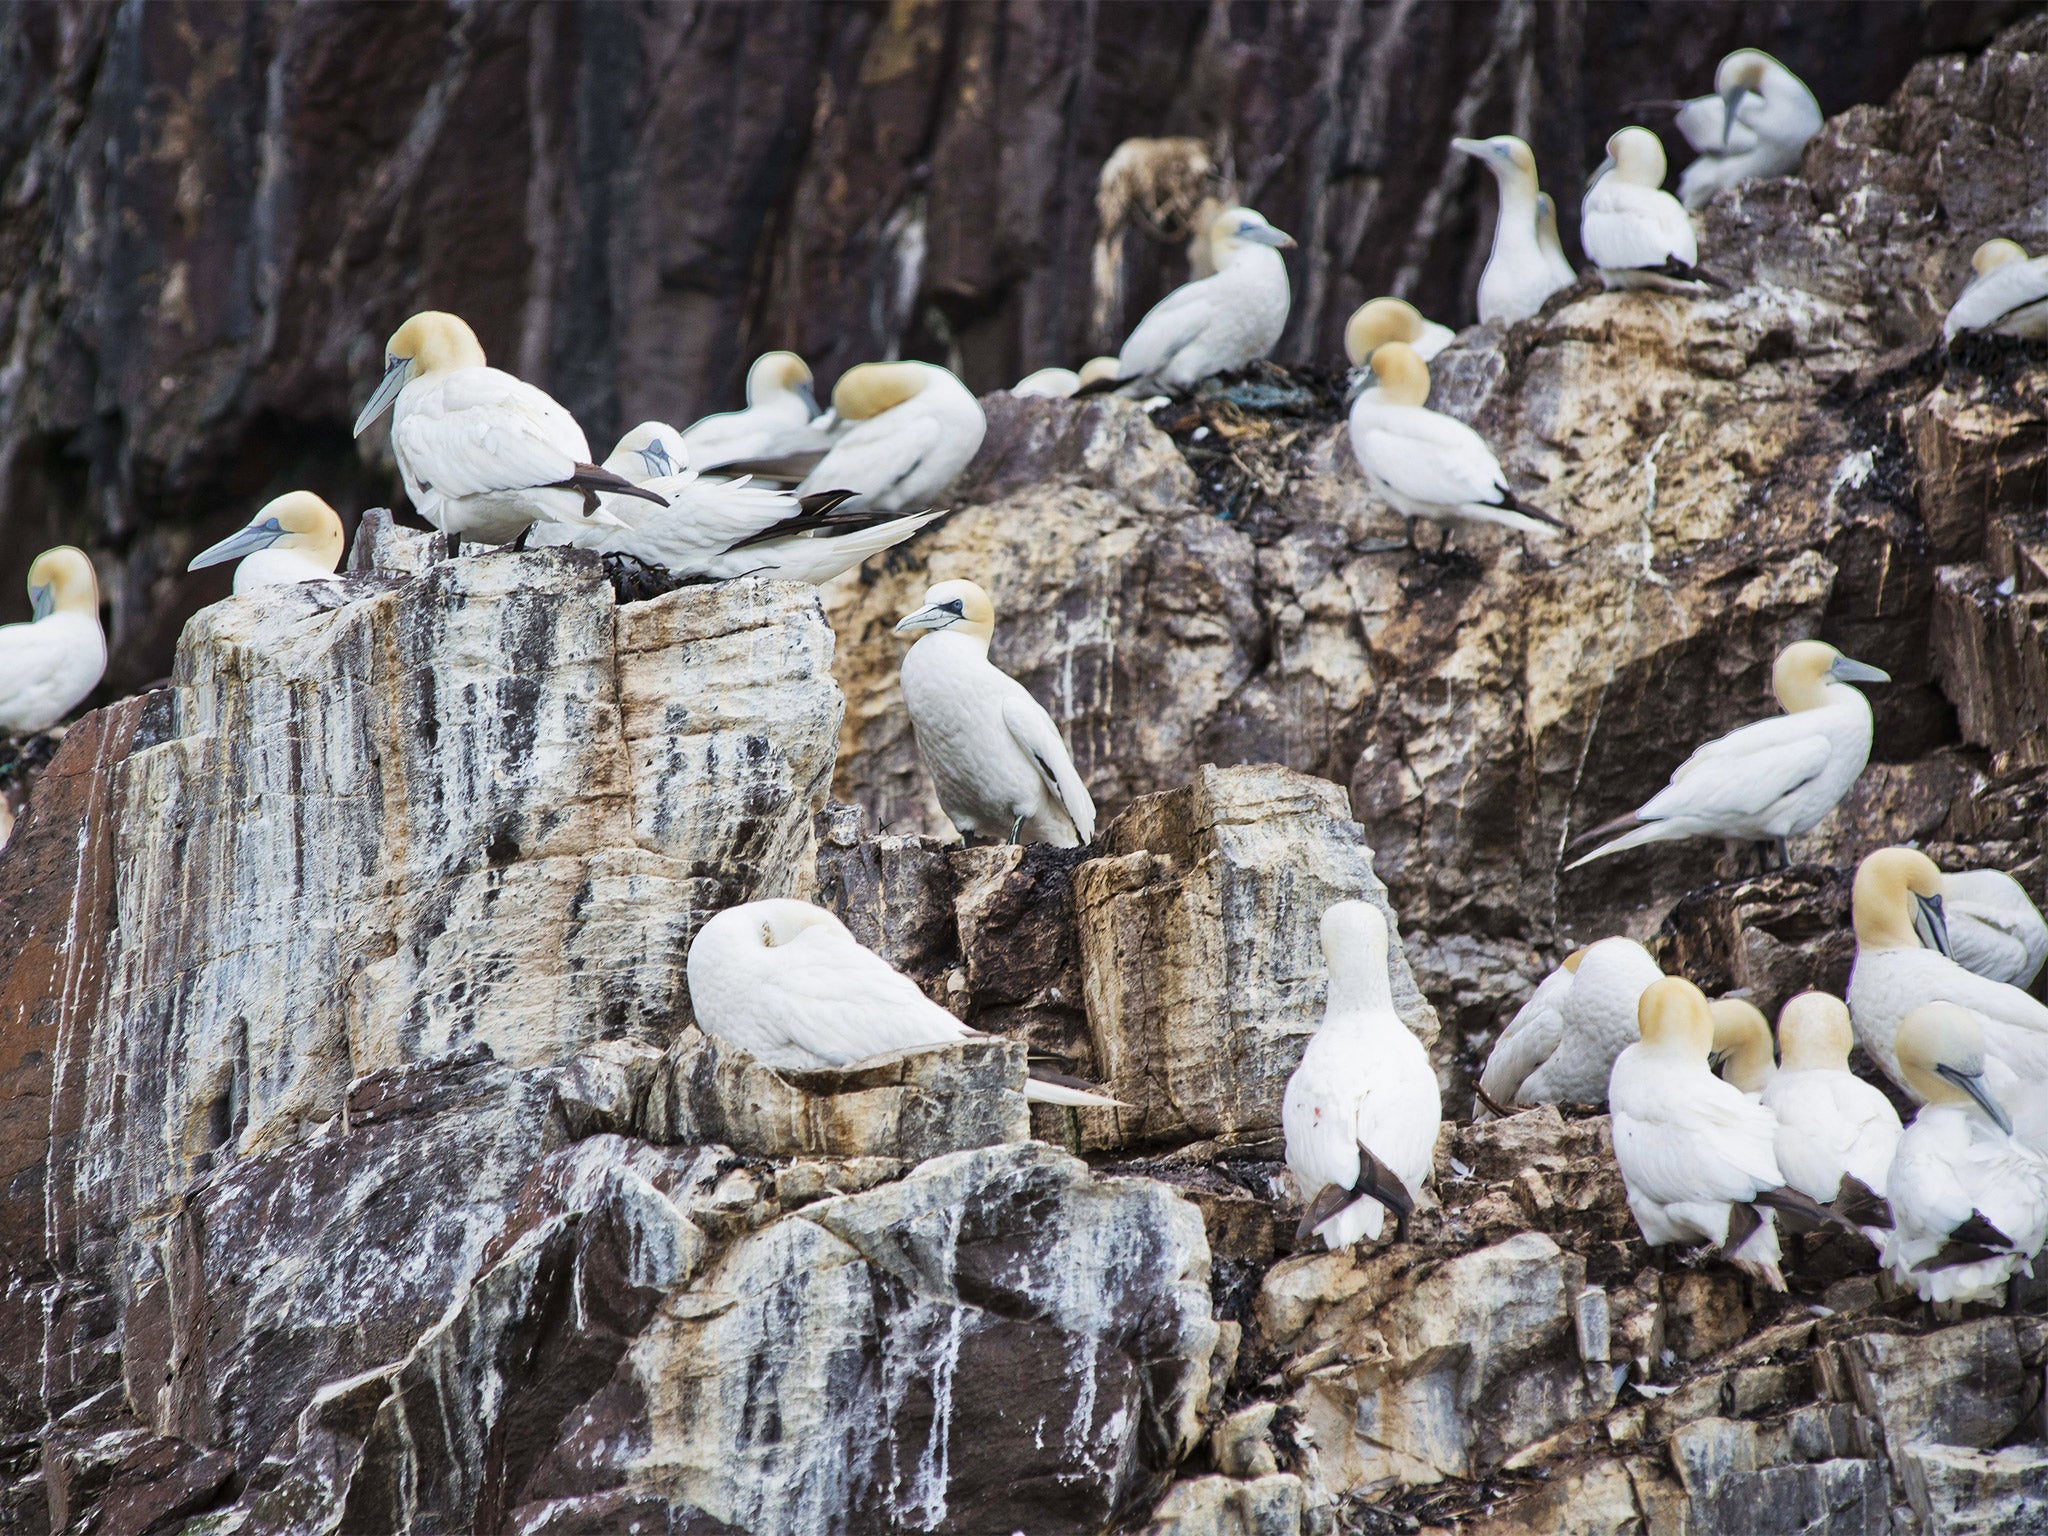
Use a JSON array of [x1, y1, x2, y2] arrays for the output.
[[1475, 949, 1582, 1115], [1482, 936, 1664, 1109], [1674, 50, 1823, 210], [794, 361, 986, 513], [678, 352, 839, 472], [601, 421, 690, 483], [1103, 207, 1294, 395], [187, 491, 347, 595], [1011, 368, 1080, 399], [1943, 868, 2048, 988], [1758, 992, 1900, 1208], [1581, 128, 1706, 288], [0, 548, 105, 737], [1943, 240, 2048, 343], [1452, 136, 1572, 324], [1535, 192, 1577, 292]]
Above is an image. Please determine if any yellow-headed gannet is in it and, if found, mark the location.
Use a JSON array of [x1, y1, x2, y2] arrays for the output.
[[1944, 239, 2048, 344], [1347, 342, 1569, 548], [793, 361, 986, 513], [1451, 136, 1572, 323], [895, 580, 1095, 847], [602, 421, 690, 483], [1943, 868, 2048, 988], [1880, 1004, 2048, 1305], [1759, 992, 1899, 1221], [1674, 51, 1823, 210], [1096, 207, 1295, 395], [685, 898, 1117, 1106], [187, 492, 346, 593], [1283, 901, 1441, 1248], [353, 311, 662, 545], [1475, 946, 1587, 1116], [0, 548, 106, 736], [1535, 192, 1577, 292], [678, 352, 840, 473], [1345, 297, 1455, 365], [1567, 641, 1887, 869], [1487, 936, 1664, 1110], [1581, 128, 1717, 290], [1708, 997, 1776, 1097]]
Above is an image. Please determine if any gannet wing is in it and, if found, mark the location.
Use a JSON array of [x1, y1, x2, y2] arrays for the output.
[[1479, 972, 1572, 1105], [1357, 421, 1508, 508], [749, 924, 976, 1065], [0, 621, 85, 723], [1615, 1094, 1781, 1207], [1115, 275, 1221, 381], [1945, 260, 2048, 339], [1001, 692, 1096, 842], [393, 373, 587, 499], [1637, 732, 1833, 822], [795, 412, 943, 507], [1583, 186, 1695, 270]]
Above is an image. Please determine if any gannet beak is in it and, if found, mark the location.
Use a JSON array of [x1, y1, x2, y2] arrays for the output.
[[796, 382, 822, 419], [1343, 365, 1370, 405], [189, 517, 287, 571], [29, 583, 53, 621], [894, 602, 959, 635], [1937, 1062, 2012, 1134], [1719, 85, 1752, 151], [1828, 656, 1890, 684], [354, 356, 412, 437], [1451, 138, 1489, 161], [1707, 1048, 1730, 1074], [1242, 224, 1297, 250], [1913, 891, 1953, 959]]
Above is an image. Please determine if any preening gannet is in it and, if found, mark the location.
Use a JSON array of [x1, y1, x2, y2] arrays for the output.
[[1535, 193, 1577, 292], [1708, 997, 1776, 1097], [602, 422, 690, 483], [895, 580, 1095, 847], [1345, 298, 1455, 365], [1759, 992, 1900, 1216], [352, 311, 662, 545], [1944, 239, 2048, 343], [1347, 342, 1569, 547], [1475, 947, 1586, 1116], [1097, 207, 1295, 395], [1283, 902, 1441, 1249], [1452, 136, 1572, 324], [1674, 51, 1823, 210], [1943, 868, 2048, 988], [1880, 1004, 2048, 1305], [1581, 128, 1715, 290], [686, 899, 1116, 1107], [1567, 641, 1887, 869], [1485, 936, 1664, 1109], [187, 492, 346, 593], [0, 548, 106, 736], [678, 352, 840, 472], [793, 362, 986, 512]]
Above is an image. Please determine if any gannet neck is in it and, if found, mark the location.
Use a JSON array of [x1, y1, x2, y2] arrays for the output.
[[26, 546, 99, 619], [833, 361, 930, 421], [1896, 1003, 2009, 1129], [1709, 998, 1776, 1092], [1367, 342, 1430, 408], [1536, 194, 1567, 264], [1636, 976, 1713, 1060], [1853, 847, 1945, 950], [1320, 901, 1396, 1019], [1776, 991, 1853, 1072], [1561, 945, 1591, 974]]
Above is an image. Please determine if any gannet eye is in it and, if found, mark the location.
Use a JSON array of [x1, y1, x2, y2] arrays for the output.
[[260, 518, 282, 532], [942, 599, 965, 616]]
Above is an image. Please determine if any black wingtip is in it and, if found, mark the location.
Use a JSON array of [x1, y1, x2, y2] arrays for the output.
[[1754, 1185, 1859, 1235], [562, 463, 669, 508], [1497, 486, 1572, 531], [1072, 374, 1124, 399], [1830, 1175, 1890, 1230]]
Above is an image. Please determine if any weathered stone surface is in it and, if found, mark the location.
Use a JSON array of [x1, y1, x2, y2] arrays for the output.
[[1900, 1443, 2048, 1536], [1140, 1473, 1303, 1536], [1833, 1319, 2042, 1466]]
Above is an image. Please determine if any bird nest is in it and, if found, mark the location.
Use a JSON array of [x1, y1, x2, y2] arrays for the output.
[[1152, 360, 1352, 530]]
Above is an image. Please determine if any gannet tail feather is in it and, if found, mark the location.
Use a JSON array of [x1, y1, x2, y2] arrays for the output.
[[1948, 1209, 2015, 1249], [1655, 258, 1731, 291], [1830, 1175, 1891, 1230], [1306, 1142, 1417, 1248], [1754, 1184, 1859, 1235], [1493, 487, 1572, 532]]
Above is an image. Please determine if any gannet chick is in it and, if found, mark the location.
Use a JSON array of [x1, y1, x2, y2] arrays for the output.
[[1581, 128, 1716, 290], [0, 548, 106, 736], [1283, 902, 1441, 1249], [1945, 239, 2048, 343], [1709, 997, 1776, 1097], [1880, 1004, 2048, 1305], [895, 580, 1094, 847], [793, 362, 986, 513], [1505, 936, 1665, 1108], [1097, 207, 1295, 396], [1535, 193, 1577, 291], [1943, 868, 2048, 988], [1475, 946, 1587, 1117], [1674, 51, 1822, 210], [1451, 136, 1571, 323], [686, 899, 1116, 1107], [1759, 992, 1900, 1222], [352, 311, 661, 545], [602, 422, 690, 483], [1347, 342, 1569, 549], [679, 352, 840, 472], [1567, 641, 1888, 869], [187, 492, 346, 593]]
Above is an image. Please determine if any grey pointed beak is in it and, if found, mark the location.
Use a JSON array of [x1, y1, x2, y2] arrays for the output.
[[1451, 137, 1490, 162], [1243, 224, 1297, 250], [354, 356, 412, 437], [1343, 365, 1371, 406], [189, 518, 287, 572], [1937, 1062, 2012, 1134], [796, 382, 821, 419], [894, 604, 952, 635], [1913, 891, 1953, 959], [1828, 656, 1890, 684], [29, 583, 53, 621], [1719, 84, 1752, 151]]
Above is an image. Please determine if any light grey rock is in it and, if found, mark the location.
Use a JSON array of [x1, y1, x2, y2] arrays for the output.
[[1141, 1473, 1304, 1536], [1835, 1319, 2037, 1465], [1901, 1443, 2048, 1536]]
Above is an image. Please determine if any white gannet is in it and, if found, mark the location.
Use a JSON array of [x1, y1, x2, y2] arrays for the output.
[[895, 580, 1095, 847], [1347, 342, 1570, 549], [352, 310, 661, 546], [1943, 239, 2048, 343], [1759, 991, 1900, 1220], [678, 352, 841, 473], [0, 548, 106, 737], [1012, 358, 1118, 400], [1943, 868, 2048, 989], [1567, 641, 1888, 869], [1709, 997, 1776, 1098], [1880, 1004, 2048, 1306], [1581, 128, 1716, 290], [1345, 297, 1455, 366], [1495, 936, 1664, 1109], [1095, 207, 1295, 396], [1535, 192, 1577, 292], [1475, 946, 1587, 1116], [601, 421, 690, 483], [187, 492, 347, 593], [686, 899, 1117, 1106], [793, 361, 986, 513], [1451, 135, 1572, 324], [1283, 901, 1441, 1249], [1674, 50, 1823, 210]]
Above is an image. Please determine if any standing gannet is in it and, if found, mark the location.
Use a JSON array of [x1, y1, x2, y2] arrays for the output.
[[1709, 997, 1776, 1097], [1497, 936, 1664, 1108], [793, 362, 986, 513], [678, 352, 841, 473], [1451, 136, 1572, 324], [1535, 193, 1577, 292], [1674, 51, 1823, 210], [1095, 207, 1295, 396], [1880, 1004, 2048, 1306], [1581, 128, 1717, 290], [1943, 240, 2048, 343], [1283, 902, 1442, 1249], [1567, 641, 1888, 869], [686, 899, 1116, 1106], [895, 580, 1095, 847], [601, 422, 690, 483], [1943, 868, 2048, 988], [0, 548, 106, 736], [1347, 342, 1569, 548], [1475, 947, 1587, 1116], [1759, 992, 1900, 1218], [187, 492, 347, 593]]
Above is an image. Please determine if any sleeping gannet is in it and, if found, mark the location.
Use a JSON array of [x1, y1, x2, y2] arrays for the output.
[[686, 899, 1116, 1106], [1880, 1004, 2048, 1306], [1567, 641, 1887, 869], [1011, 359, 1118, 399], [1944, 239, 2048, 343], [602, 422, 690, 483], [1535, 193, 1577, 292], [1283, 902, 1441, 1249], [678, 352, 840, 472], [1709, 997, 1776, 1097], [1475, 947, 1587, 1116], [1345, 297, 1455, 365], [1581, 128, 1716, 290], [895, 580, 1095, 847], [793, 362, 986, 513], [1096, 207, 1295, 395], [1943, 868, 2048, 988], [1502, 936, 1664, 1108], [0, 548, 106, 736], [1347, 342, 1569, 548], [1759, 992, 1899, 1218], [1451, 136, 1572, 323], [352, 311, 661, 545], [187, 492, 346, 593], [1674, 51, 1823, 210]]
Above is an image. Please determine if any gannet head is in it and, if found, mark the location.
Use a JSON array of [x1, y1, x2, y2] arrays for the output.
[[188, 492, 346, 576], [1344, 299, 1430, 367], [1972, 238, 2030, 276], [833, 362, 933, 422], [1604, 128, 1669, 190], [1535, 193, 1568, 259], [1712, 50, 1775, 150], [1561, 944, 1592, 974], [1209, 206, 1297, 258], [1771, 640, 1888, 712], [26, 546, 99, 621], [1708, 996, 1776, 1093], [749, 351, 820, 418], [895, 578, 995, 643], [1366, 342, 1430, 409], [1452, 135, 1539, 191], [1320, 900, 1395, 1015], [1775, 991, 1853, 1073], [354, 311, 487, 436], [1636, 976, 1713, 1059], [1078, 356, 1121, 388], [608, 422, 689, 481], [1897, 1002, 2010, 1132], [1853, 847, 1950, 956]]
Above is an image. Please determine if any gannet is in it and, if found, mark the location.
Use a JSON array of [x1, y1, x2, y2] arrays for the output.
[[1475, 947, 1586, 1116], [792, 362, 986, 513], [1759, 992, 1900, 1218], [1535, 193, 1577, 292], [1095, 207, 1295, 395], [1345, 297, 1454, 365], [187, 492, 347, 593], [0, 548, 106, 736], [1451, 136, 1572, 323], [1011, 358, 1118, 399], [353, 312, 660, 545], [686, 899, 1116, 1106], [895, 580, 1095, 847], [601, 422, 690, 483], [1581, 128, 1716, 290], [678, 352, 840, 472], [1709, 997, 1776, 1097], [1880, 1004, 2048, 1305], [1282, 902, 1441, 1249], [1943, 868, 2048, 988], [1943, 240, 2048, 343], [1674, 51, 1823, 210], [1503, 936, 1665, 1108], [1567, 641, 1887, 869], [1347, 342, 1569, 548]]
